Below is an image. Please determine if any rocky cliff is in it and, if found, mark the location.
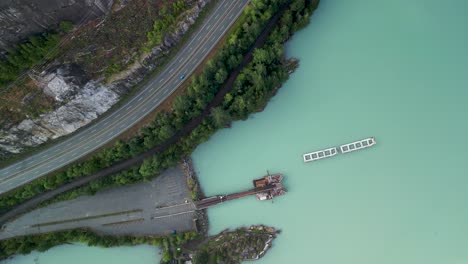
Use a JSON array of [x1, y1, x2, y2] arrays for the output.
[[0, 0, 210, 158], [0, 0, 114, 51]]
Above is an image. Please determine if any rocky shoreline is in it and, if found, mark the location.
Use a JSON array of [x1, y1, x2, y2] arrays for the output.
[[179, 157, 278, 264], [188, 225, 279, 264], [181, 157, 209, 236]]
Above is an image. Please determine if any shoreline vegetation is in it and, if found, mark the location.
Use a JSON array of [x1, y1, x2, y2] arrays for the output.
[[0, 225, 279, 264], [0, 228, 198, 263], [1, 0, 319, 262], [0, 154, 270, 263], [0, 0, 318, 218]]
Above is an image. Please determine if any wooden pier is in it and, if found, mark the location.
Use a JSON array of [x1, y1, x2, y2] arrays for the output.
[[194, 185, 278, 210]]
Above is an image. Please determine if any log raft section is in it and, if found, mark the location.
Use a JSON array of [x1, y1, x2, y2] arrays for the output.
[[340, 137, 376, 153], [303, 137, 377, 163], [303, 147, 338, 162]]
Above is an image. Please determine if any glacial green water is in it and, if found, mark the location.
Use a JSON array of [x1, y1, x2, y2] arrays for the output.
[[3, 1, 468, 263], [1, 244, 158, 264], [192, 0, 468, 263]]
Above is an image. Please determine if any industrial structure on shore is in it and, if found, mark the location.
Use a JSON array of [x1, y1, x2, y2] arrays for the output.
[[303, 137, 376, 163]]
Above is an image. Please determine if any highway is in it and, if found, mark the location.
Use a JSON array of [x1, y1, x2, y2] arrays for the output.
[[0, 0, 250, 194]]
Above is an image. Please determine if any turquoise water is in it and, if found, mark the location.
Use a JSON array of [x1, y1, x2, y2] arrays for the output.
[[192, 0, 468, 263], [1, 244, 158, 264]]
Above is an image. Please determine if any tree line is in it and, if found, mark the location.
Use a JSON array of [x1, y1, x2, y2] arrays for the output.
[[0, 228, 197, 261], [0, 0, 319, 218]]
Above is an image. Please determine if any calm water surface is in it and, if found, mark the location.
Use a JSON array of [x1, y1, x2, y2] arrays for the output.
[[3, 0, 468, 263], [192, 0, 468, 263], [1, 244, 158, 264]]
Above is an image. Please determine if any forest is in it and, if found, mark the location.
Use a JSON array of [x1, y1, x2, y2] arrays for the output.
[[0, 0, 319, 262], [0, 0, 318, 224]]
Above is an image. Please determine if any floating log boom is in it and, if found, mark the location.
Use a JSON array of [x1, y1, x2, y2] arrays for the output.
[[302, 137, 377, 163], [339, 137, 376, 154], [303, 147, 338, 163]]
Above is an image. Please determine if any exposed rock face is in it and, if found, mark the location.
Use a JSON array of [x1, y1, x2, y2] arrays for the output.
[[0, 0, 210, 158], [0, 68, 119, 151], [0, 0, 114, 51], [42, 64, 89, 101]]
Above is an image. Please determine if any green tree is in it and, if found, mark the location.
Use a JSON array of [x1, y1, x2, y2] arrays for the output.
[[210, 107, 231, 128]]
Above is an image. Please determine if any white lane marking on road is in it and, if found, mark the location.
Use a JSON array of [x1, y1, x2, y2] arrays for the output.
[[0, 1, 249, 192], [215, 14, 219, 19], [137, 97, 143, 102], [179, 58, 183, 63], [202, 47, 207, 53], [169, 68, 174, 73], [190, 47, 193, 51], [116, 113, 121, 118], [159, 78, 165, 83], [198, 35, 202, 40], [206, 24, 211, 30]]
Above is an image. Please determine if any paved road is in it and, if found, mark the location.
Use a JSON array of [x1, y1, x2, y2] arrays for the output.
[[0, 0, 250, 194], [0, 166, 197, 239]]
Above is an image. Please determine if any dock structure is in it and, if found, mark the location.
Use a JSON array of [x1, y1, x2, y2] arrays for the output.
[[339, 137, 376, 154], [194, 185, 278, 210], [303, 147, 338, 163]]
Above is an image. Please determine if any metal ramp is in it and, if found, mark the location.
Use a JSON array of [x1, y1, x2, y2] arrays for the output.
[[339, 137, 376, 154], [303, 147, 338, 163]]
